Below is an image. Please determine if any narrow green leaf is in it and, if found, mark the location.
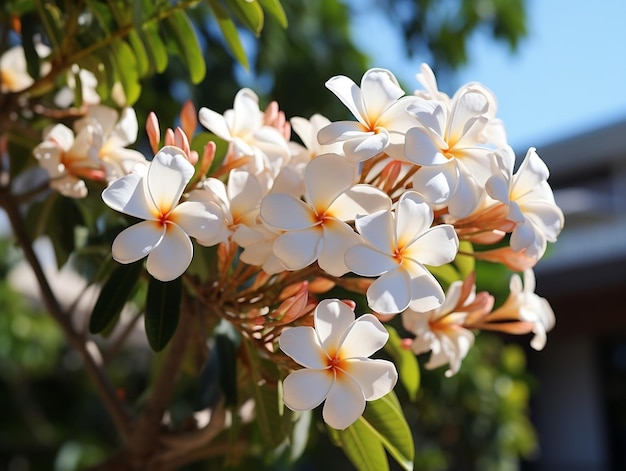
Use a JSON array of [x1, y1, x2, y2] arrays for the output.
[[145, 276, 182, 352], [225, 0, 264, 35], [327, 419, 389, 471], [34, 0, 63, 52], [164, 10, 206, 84], [128, 30, 150, 77], [244, 340, 289, 447], [139, 24, 168, 73], [208, 0, 249, 69], [384, 325, 420, 401], [258, 0, 287, 28], [21, 14, 42, 80], [90, 260, 144, 334], [361, 393, 415, 471], [111, 39, 141, 105]]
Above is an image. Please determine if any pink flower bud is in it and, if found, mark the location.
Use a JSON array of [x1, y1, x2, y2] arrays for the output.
[[146, 112, 160, 154]]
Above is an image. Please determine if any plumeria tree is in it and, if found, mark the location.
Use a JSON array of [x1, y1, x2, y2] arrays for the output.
[[0, 1, 562, 470]]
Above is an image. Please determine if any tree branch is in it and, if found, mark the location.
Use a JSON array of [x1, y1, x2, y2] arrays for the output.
[[0, 182, 132, 442]]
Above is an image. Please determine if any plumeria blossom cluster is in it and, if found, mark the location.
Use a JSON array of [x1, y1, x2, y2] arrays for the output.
[[34, 64, 564, 430]]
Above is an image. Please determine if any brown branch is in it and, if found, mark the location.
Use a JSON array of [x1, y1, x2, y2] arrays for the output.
[[127, 291, 195, 464], [0, 183, 132, 442]]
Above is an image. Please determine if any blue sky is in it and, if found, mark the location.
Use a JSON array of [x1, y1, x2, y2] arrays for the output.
[[352, 0, 626, 150]]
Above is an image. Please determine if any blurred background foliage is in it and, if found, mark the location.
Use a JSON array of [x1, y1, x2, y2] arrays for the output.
[[0, 0, 535, 469]]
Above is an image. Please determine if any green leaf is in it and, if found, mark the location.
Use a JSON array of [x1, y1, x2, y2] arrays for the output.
[[244, 340, 289, 447], [327, 419, 389, 471], [35, 0, 63, 52], [145, 276, 182, 352], [112, 39, 141, 105], [361, 393, 415, 471], [128, 30, 150, 77], [384, 325, 420, 401], [258, 0, 287, 28], [21, 14, 42, 80], [208, 0, 250, 69], [164, 10, 206, 84], [139, 24, 168, 74], [89, 260, 144, 334], [226, 0, 264, 35], [454, 240, 475, 279]]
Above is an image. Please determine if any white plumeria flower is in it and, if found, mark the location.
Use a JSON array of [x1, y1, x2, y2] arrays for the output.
[[290, 113, 345, 160], [260, 153, 390, 277], [33, 123, 105, 198], [404, 86, 498, 218], [318, 68, 419, 162], [493, 269, 555, 351], [486, 146, 564, 260], [345, 191, 459, 315], [198, 88, 289, 185], [402, 279, 479, 377], [279, 299, 397, 430], [102, 146, 226, 281], [75, 105, 147, 181], [414, 63, 507, 148], [0, 43, 50, 92]]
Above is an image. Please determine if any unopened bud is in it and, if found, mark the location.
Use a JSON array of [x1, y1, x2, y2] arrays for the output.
[[180, 100, 197, 139], [146, 112, 160, 154]]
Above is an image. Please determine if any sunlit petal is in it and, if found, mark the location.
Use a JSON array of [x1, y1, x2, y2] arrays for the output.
[[147, 147, 194, 213], [315, 299, 356, 354], [339, 314, 389, 358], [102, 169, 155, 220], [260, 193, 315, 230], [283, 369, 333, 412], [406, 225, 458, 266], [323, 374, 365, 430], [145, 223, 193, 281], [395, 192, 432, 247], [343, 131, 389, 162], [329, 184, 391, 221], [305, 153, 355, 212], [354, 210, 395, 253], [325, 75, 367, 126], [367, 268, 412, 314], [408, 271, 445, 312], [345, 244, 397, 277], [170, 201, 224, 246], [279, 326, 327, 369], [273, 227, 322, 270], [318, 219, 361, 277], [360, 68, 404, 118], [344, 358, 397, 401], [112, 220, 164, 263]]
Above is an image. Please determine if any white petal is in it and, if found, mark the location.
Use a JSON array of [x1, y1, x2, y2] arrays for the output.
[[260, 193, 315, 230], [410, 165, 455, 204], [283, 369, 333, 412], [447, 169, 481, 218], [305, 153, 355, 212], [485, 174, 511, 203], [404, 127, 447, 166], [273, 227, 322, 270], [228, 169, 263, 216], [408, 270, 446, 312], [513, 147, 550, 192], [231, 88, 263, 135], [317, 121, 368, 144], [354, 210, 395, 254], [339, 314, 389, 358], [145, 223, 193, 281], [343, 131, 389, 162], [367, 268, 412, 314], [360, 68, 404, 118], [315, 299, 356, 354], [345, 244, 397, 277], [406, 99, 446, 137], [329, 184, 391, 221], [147, 147, 194, 213], [112, 221, 164, 263], [170, 201, 224, 246], [102, 166, 156, 220], [407, 225, 458, 266], [325, 75, 367, 125], [344, 358, 397, 401], [198, 107, 232, 141], [323, 374, 365, 430], [448, 90, 489, 141], [318, 219, 361, 277], [395, 192, 433, 248], [279, 326, 327, 369]]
